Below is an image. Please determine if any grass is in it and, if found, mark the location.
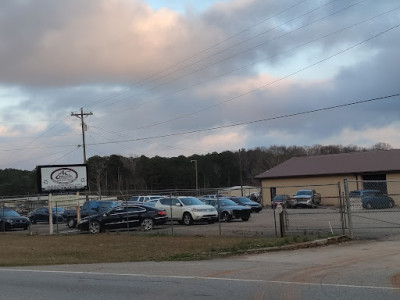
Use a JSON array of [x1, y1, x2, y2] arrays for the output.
[[0, 233, 335, 267]]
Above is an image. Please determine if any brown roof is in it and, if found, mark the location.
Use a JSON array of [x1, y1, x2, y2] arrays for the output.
[[255, 149, 400, 179]]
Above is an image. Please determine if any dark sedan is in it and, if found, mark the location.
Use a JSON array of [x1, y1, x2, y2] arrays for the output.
[[361, 192, 395, 209], [229, 197, 263, 213], [201, 198, 251, 222], [77, 204, 168, 234], [28, 207, 65, 224], [0, 208, 30, 231]]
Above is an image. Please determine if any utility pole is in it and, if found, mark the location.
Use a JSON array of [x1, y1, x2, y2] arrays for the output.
[[239, 149, 244, 196], [71, 108, 93, 163], [191, 160, 198, 193]]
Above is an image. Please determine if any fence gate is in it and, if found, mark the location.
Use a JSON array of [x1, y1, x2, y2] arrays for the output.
[[272, 183, 346, 236], [344, 179, 400, 239]]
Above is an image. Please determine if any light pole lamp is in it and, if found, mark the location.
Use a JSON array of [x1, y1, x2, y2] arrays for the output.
[[191, 160, 198, 191]]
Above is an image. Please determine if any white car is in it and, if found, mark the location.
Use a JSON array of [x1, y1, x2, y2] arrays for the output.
[[154, 196, 218, 225], [129, 195, 164, 203]]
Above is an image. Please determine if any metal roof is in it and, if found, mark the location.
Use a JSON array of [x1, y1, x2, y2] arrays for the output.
[[255, 149, 400, 179]]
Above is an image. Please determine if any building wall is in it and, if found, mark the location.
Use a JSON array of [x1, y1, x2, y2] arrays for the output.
[[260, 173, 400, 207]]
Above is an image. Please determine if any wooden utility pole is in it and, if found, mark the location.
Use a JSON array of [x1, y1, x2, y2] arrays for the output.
[[71, 108, 93, 163]]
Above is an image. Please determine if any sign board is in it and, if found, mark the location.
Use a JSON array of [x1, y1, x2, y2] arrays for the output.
[[37, 164, 88, 193]]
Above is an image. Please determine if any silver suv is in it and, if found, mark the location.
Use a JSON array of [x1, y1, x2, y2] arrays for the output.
[[154, 196, 218, 225]]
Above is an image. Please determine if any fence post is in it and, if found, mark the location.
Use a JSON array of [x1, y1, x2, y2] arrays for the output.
[[343, 179, 353, 238], [48, 193, 54, 235], [1, 198, 4, 232], [337, 182, 346, 236]]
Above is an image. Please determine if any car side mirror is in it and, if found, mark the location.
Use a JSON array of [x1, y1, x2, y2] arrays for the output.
[[176, 203, 182, 207]]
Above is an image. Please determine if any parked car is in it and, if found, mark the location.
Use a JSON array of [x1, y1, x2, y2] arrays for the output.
[[63, 200, 120, 228], [201, 198, 251, 222], [353, 190, 395, 209], [228, 197, 263, 213], [272, 195, 291, 209], [200, 194, 222, 200], [0, 208, 30, 231], [77, 204, 168, 233], [28, 207, 65, 224], [129, 195, 164, 203], [154, 196, 218, 225], [291, 189, 321, 208]]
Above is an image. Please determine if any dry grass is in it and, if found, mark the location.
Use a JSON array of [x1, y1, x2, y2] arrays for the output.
[[0, 233, 329, 266]]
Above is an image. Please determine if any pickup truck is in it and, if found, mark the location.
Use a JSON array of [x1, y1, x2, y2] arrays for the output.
[[290, 189, 321, 208], [63, 200, 119, 228]]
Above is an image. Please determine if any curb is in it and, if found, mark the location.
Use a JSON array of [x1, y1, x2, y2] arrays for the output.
[[228, 235, 352, 256]]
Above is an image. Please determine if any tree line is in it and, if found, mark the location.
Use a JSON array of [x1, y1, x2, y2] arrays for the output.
[[0, 143, 391, 197]]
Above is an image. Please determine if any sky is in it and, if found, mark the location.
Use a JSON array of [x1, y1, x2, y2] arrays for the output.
[[0, 0, 400, 171]]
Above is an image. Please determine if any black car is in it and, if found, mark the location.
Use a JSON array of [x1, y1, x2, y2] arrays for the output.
[[201, 198, 251, 222], [229, 197, 263, 213], [0, 208, 30, 231], [77, 204, 168, 234], [28, 207, 65, 224]]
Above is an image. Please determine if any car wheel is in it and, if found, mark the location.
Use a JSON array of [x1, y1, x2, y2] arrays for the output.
[[241, 217, 249, 221], [221, 212, 231, 222], [67, 217, 76, 228], [30, 218, 36, 224], [182, 213, 193, 226], [141, 218, 154, 231], [89, 221, 101, 234], [366, 202, 373, 209], [388, 200, 394, 208]]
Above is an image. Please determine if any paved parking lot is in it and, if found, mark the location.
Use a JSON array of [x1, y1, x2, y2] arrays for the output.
[[1, 208, 280, 237]]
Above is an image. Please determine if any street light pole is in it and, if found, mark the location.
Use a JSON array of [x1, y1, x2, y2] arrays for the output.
[[191, 160, 198, 192]]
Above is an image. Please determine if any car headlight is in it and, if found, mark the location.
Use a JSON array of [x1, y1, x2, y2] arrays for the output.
[[5, 219, 14, 223]]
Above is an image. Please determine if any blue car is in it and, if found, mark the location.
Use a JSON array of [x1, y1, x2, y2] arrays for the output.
[[201, 198, 251, 222], [361, 191, 395, 209], [229, 197, 263, 213], [0, 208, 30, 230]]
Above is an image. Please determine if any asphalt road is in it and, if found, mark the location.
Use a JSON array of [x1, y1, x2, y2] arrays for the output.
[[1, 236, 400, 299]]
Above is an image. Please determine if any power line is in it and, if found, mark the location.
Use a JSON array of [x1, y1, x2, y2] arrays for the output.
[[134, 13, 400, 131], [1, 92, 397, 152]]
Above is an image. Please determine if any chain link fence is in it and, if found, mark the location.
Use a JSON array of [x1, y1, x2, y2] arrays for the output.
[[264, 183, 347, 237], [0, 189, 272, 236], [344, 180, 400, 239], [2, 181, 399, 238]]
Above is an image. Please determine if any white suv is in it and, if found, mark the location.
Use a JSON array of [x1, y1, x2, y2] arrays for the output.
[[154, 196, 218, 225]]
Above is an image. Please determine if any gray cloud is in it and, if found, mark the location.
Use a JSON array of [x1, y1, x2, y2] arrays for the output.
[[0, 0, 399, 170]]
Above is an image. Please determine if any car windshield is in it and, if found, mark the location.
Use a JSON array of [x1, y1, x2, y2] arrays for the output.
[[362, 190, 381, 196], [0, 210, 21, 217], [180, 197, 204, 206], [296, 191, 312, 196], [349, 191, 361, 197], [236, 197, 252, 203], [219, 199, 238, 206], [52, 207, 65, 213]]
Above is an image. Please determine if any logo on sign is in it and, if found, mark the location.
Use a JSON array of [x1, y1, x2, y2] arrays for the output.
[[50, 168, 78, 184]]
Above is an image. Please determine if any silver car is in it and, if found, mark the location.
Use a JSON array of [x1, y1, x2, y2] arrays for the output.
[[154, 196, 218, 225]]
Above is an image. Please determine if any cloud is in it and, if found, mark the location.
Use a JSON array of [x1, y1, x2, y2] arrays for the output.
[[0, 0, 399, 170]]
